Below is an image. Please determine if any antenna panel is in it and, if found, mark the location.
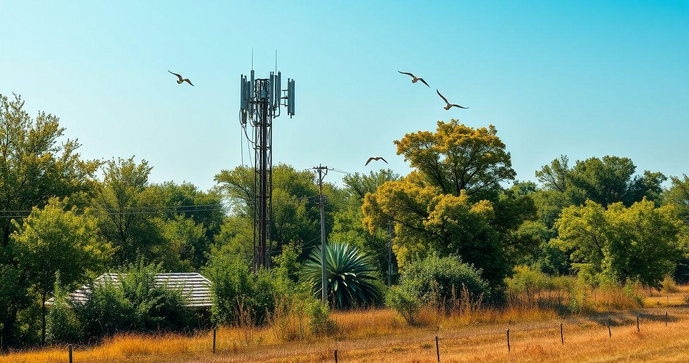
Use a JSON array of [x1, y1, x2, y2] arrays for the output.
[[269, 72, 275, 107], [240, 75, 246, 112], [288, 79, 295, 116], [275, 72, 282, 107]]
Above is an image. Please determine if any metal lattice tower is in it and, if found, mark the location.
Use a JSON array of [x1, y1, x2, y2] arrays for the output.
[[240, 69, 295, 271]]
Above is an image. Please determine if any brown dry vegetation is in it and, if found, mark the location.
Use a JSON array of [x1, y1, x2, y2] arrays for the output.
[[3, 286, 689, 363]]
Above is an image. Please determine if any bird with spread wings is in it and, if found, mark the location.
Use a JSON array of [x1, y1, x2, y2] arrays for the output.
[[365, 156, 388, 166], [168, 70, 194, 86], [398, 71, 430, 87], [436, 89, 468, 110]]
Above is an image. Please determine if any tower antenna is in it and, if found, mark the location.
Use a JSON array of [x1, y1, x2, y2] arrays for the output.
[[239, 57, 296, 272]]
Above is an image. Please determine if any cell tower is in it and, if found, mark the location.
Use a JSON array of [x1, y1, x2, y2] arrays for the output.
[[240, 67, 295, 271]]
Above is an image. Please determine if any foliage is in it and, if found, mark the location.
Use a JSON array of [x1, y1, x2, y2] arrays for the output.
[[215, 164, 345, 260], [46, 273, 81, 345], [204, 251, 290, 326], [305, 299, 331, 335], [330, 208, 391, 278], [554, 199, 685, 288], [75, 259, 191, 340], [394, 121, 515, 196], [342, 169, 400, 203], [12, 198, 111, 343], [0, 93, 99, 348], [396, 254, 490, 308], [385, 286, 420, 324], [363, 121, 536, 289], [535, 155, 666, 226], [302, 242, 382, 309], [95, 157, 165, 266], [272, 241, 303, 283]]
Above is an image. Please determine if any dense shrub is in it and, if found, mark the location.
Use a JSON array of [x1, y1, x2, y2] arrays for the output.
[[385, 286, 420, 324], [204, 252, 291, 326], [75, 260, 191, 340], [397, 254, 490, 308], [506, 265, 642, 313], [46, 273, 81, 344]]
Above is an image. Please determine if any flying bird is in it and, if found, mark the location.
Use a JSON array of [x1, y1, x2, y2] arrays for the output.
[[436, 90, 468, 110], [365, 156, 388, 166], [168, 70, 194, 86], [398, 71, 430, 87]]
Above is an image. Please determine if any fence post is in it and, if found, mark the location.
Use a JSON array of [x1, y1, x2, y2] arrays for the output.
[[334, 349, 338, 363], [607, 319, 611, 338], [435, 335, 440, 362], [506, 329, 511, 353], [212, 327, 217, 354], [636, 313, 640, 332], [666, 311, 669, 326], [68, 344, 73, 363], [560, 323, 564, 345]]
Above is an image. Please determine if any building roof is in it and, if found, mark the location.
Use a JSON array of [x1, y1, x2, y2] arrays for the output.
[[48, 272, 213, 308]]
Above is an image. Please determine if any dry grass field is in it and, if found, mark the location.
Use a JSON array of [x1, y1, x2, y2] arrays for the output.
[[3, 286, 689, 363]]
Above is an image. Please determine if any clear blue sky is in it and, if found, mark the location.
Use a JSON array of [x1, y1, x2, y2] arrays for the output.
[[1, 1, 687, 190]]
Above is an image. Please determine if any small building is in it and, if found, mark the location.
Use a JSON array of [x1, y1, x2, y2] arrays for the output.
[[48, 272, 213, 309]]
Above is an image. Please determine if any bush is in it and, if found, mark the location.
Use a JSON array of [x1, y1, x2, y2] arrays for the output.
[[204, 252, 291, 326], [661, 275, 680, 294], [397, 254, 490, 309], [75, 276, 135, 339], [46, 273, 81, 344], [385, 286, 420, 324], [75, 259, 192, 340], [305, 299, 331, 335]]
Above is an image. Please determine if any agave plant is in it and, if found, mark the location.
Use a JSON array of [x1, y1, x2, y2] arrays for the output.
[[302, 242, 381, 309]]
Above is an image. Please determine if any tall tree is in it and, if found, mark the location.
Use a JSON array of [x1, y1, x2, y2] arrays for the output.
[[12, 198, 111, 344], [363, 121, 536, 288], [394, 122, 515, 197], [554, 199, 686, 287], [0, 93, 99, 347], [95, 157, 165, 266]]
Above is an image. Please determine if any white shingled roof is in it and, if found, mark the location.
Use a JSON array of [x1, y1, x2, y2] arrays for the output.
[[48, 273, 213, 308]]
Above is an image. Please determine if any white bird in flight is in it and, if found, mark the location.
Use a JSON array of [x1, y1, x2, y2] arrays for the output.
[[168, 70, 194, 86], [398, 71, 430, 87], [436, 89, 468, 110]]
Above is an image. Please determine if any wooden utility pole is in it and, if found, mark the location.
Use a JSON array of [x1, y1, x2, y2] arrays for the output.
[[387, 221, 393, 286], [313, 165, 329, 303]]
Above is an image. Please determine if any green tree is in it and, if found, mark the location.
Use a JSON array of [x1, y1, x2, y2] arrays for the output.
[[146, 182, 225, 268], [362, 121, 536, 288], [330, 170, 399, 279], [12, 198, 111, 344], [554, 199, 685, 288], [665, 175, 689, 225], [215, 164, 344, 262], [535, 155, 666, 219], [0, 93, 99, 347], [95, 157, 166, 266]]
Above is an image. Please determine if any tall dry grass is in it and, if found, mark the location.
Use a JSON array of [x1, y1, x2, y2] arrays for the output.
[[3, 280, 684, 362]]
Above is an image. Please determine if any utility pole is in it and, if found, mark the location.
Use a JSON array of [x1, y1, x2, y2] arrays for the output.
[[313, 164, 329, 303], [387, 221, 394, 286]]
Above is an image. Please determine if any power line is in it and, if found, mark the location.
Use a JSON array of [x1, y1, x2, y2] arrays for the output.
[[0, 204, 228, 219]]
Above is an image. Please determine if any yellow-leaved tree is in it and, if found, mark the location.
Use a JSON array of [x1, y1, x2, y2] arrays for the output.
[[363, 120, 537, 290]]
